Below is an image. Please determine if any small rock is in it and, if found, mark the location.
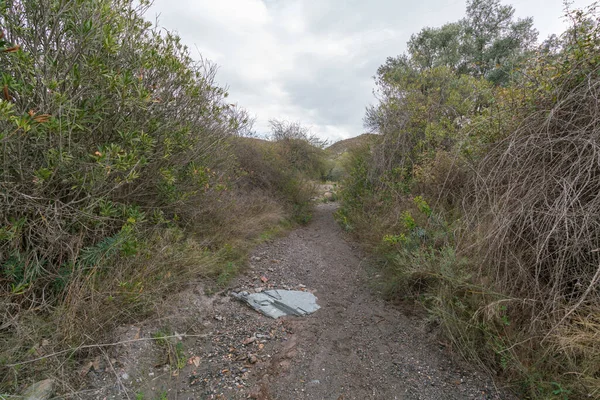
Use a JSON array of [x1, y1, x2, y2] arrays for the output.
[[247, 354, 258, 364], [22, 379, 54, 400], [256, 334, 270, 339], [243, 336, 256, 345]]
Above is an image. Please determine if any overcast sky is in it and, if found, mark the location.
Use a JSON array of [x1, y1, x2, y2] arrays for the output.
[[147, 0, 593, 142]]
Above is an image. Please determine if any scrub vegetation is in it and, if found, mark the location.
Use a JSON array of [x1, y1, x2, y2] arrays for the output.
[[0, 0, 326, 392], [1, 0, 599, 398], [338, 0, 600, 398]]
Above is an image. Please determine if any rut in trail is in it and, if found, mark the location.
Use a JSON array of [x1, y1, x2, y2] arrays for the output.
[[85, 203, 512, 400]]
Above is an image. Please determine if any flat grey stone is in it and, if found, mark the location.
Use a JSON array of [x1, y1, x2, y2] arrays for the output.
[[233, 289, 320, 319]]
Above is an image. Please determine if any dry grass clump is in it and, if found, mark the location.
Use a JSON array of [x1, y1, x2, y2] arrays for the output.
[[414, 150, 470, 212], [193, 191, 285, 244], [0, 187, 290, 392]]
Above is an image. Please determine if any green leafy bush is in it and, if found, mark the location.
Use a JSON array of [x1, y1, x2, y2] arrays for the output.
[[0, 0, 250, 304]]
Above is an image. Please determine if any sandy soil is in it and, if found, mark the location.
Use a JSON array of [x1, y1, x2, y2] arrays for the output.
[[82, 203, 513, 400]]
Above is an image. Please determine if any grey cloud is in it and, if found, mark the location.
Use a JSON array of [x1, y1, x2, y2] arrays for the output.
[[149, 0, 590, 142]]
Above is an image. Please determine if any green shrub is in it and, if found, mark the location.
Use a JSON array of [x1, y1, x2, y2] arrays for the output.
[[0, 0, 249, 304]]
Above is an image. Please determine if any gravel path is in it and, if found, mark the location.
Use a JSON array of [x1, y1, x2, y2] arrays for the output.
[[239, 203, 510, 400], [83, 202, 513, 400]]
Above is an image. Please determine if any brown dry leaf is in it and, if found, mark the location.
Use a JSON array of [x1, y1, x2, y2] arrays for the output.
[[79, 361, 94, 377], [131, 327, 141, 340], [33, 114, 51, 123], [2, 45, 20, 53], [188, 356, 201, 367], [258, 343, 264, 350], [260, 276, 269, 283], [91, 356, 102, 371]]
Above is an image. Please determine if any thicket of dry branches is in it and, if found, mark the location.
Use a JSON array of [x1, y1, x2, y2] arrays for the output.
[[472, 68, 600, 329]]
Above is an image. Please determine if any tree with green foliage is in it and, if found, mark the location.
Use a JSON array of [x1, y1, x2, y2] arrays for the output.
[[364, 0, 536, 187], [407, 23, 463, 71], [403, 0, 538, 84], [463, 0, 538, 83]]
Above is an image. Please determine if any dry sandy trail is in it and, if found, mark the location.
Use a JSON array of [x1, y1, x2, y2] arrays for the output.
[[241, 202, 509, 400], [85, 202, 513, 400]]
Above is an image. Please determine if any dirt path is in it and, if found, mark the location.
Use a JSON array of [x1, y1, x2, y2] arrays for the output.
[[85, 203, 511, 400]]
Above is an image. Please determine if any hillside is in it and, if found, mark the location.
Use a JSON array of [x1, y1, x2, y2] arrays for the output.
[[326, 133, 379, 156]]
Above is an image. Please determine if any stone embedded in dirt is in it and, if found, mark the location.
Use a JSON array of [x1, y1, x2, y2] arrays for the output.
[[243, 336, 257, 345], [22, 379, 54, 400], [256, 333, 271, 339], [232, 289, 321, 319]]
